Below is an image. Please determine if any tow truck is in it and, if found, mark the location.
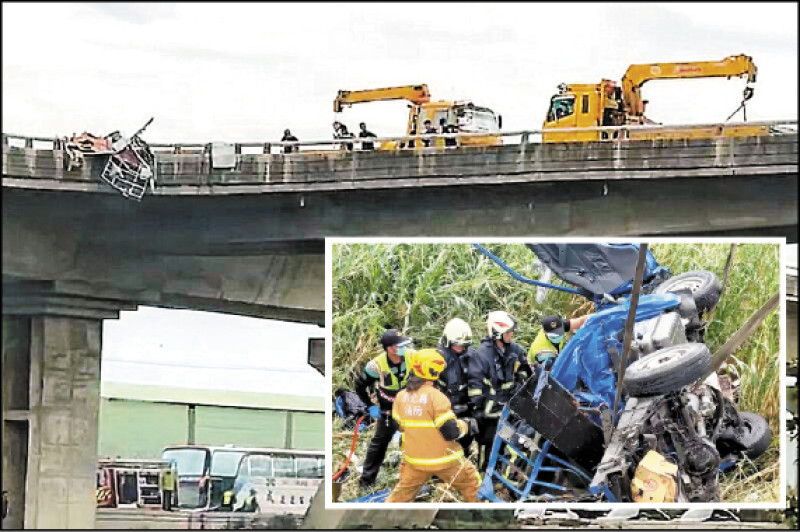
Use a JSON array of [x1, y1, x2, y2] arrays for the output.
[[542, 54, 767, 142]]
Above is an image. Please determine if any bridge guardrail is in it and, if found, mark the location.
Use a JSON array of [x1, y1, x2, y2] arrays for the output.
[[3, 120, 797, 155]]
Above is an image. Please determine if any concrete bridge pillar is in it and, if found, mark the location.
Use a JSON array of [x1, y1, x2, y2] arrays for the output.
[[2, 282, 135, 529]]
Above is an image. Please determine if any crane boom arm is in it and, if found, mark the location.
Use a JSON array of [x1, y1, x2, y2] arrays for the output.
[[621, 54, 757, 116], [333, 84, 431, 113]]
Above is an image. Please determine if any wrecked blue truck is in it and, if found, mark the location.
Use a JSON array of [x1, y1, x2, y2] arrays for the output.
[[475, 243, 772, 503]]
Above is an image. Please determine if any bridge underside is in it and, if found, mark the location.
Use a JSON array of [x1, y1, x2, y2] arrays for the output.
[[3, 188, 325, 324], [4, 172, 796, 244]]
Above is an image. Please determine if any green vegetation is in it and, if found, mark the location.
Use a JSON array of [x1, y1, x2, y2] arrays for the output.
[[332, 242, 782, 503]]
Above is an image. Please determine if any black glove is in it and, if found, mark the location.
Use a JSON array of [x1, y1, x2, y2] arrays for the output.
[[462, 417, 479, 437]]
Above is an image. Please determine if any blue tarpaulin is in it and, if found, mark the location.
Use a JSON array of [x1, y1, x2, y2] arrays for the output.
[[549, 293, 682, 407]]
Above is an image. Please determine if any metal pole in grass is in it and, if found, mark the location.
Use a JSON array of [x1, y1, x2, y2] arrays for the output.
[[720, 244, 738, 300], [703, 291, 780, 381], [612, 244, 649, 420]]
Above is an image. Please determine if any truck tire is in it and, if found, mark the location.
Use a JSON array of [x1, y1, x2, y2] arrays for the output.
[[623, 343, 711, 397], [733, 411, 772, 459], [654, 270, 721, 313]]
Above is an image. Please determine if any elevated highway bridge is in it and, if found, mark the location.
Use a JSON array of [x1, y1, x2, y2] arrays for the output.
[[2, 123, 797, 528]]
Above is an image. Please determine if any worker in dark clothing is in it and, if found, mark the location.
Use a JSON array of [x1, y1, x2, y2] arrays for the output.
[[467, 310, 532, 471], [281, 129, 298, 154], [439, 118, 458, 147], [435, 318, 476, 455], [358, 122, 377, 150], [333, 121, 354, 151], [354, 329, 414, 489], [528, 314, 591, 370], [422, 119, 436, 147]]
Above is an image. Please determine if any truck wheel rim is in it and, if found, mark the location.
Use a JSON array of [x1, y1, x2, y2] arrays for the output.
[[664, 274, 706, 294], [636, 348, 686, 371]]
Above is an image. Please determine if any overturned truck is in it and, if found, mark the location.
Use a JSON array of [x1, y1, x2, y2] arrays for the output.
[[475, 244, 773, 503]]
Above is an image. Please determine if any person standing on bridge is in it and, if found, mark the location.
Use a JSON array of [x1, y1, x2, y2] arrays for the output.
[[281, 129, 299, 154], [354, 329, 414, 489], [422, 119, 437, 147], [358, 122, 377, 151], [333, 121, 354, 152], [439, 118, 458, 147]]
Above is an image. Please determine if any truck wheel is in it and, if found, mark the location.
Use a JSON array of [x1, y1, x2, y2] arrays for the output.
[[733, 412, 772, 459], [654, 270, 721, 313], [623, 343, 711, 397]]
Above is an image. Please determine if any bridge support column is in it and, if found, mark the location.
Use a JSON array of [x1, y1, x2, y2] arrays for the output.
[[2, 282, 135, 529]]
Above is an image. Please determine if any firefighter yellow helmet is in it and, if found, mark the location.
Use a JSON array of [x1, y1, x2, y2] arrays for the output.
[[410, 349, 447, 380], [487, 310, 518, 340], [442, 318, 472, 348]]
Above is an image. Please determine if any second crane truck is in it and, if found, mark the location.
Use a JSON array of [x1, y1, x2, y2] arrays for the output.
[[542, 54, 766, 142]]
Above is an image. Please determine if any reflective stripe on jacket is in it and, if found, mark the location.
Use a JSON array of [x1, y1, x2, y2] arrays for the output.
[[467, 337, 531, 419], [392, 382, 468, 471], [435, 344, 473, 414], [355, 350, 414, 412]]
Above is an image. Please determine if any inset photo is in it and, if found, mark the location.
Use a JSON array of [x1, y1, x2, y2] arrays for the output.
[[327, 240, 785, 507]]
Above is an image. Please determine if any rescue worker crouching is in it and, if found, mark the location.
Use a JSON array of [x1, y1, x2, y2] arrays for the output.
[[528, 314, 591, 370], [435, 318, 477, 456], [355, 329, 414, 489], [386, 349, 480, 502], [467, 311, 532, 471]]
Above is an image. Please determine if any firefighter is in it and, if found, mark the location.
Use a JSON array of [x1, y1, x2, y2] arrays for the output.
[[467, 310, 532, 471], [386, 349, 480, 502], [355, 329, 414, 489], [435, 318, 476, 455], [528, 314, 591, 370]]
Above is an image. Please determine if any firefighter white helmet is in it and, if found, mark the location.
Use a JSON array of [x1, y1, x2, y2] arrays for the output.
[[487, 310, 518, 340], [442, 318, 473, 348]]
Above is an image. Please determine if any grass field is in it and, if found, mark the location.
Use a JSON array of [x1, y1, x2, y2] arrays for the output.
[[331, 242, 782, 503]]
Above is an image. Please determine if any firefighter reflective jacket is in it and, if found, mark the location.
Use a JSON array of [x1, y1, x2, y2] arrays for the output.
[[435, 344, 473, 416], [391, 381, 469, 471], [467, 337, 531, 419], [527, 328, 564, 364], [355, 350, 414, 413]]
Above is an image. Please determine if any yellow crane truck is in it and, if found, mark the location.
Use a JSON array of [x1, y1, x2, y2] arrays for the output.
[[333, 84, 502, 149], [542, 54, 767, 143]]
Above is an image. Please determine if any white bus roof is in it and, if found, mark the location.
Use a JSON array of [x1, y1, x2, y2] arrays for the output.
[[162, 444, 322, 456]]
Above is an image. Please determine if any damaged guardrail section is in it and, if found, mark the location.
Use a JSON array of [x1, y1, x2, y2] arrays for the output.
[[2, 120, 797, 197]]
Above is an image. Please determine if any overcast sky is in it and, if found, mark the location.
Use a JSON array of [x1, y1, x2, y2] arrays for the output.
[[2, 2, 797, 144], [2, 3, 797, 397], [101, 306, 326, 397]]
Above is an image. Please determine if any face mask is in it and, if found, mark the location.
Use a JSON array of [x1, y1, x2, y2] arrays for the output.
[[546, 333, 563, 345], [397, 345, 407, 357]]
